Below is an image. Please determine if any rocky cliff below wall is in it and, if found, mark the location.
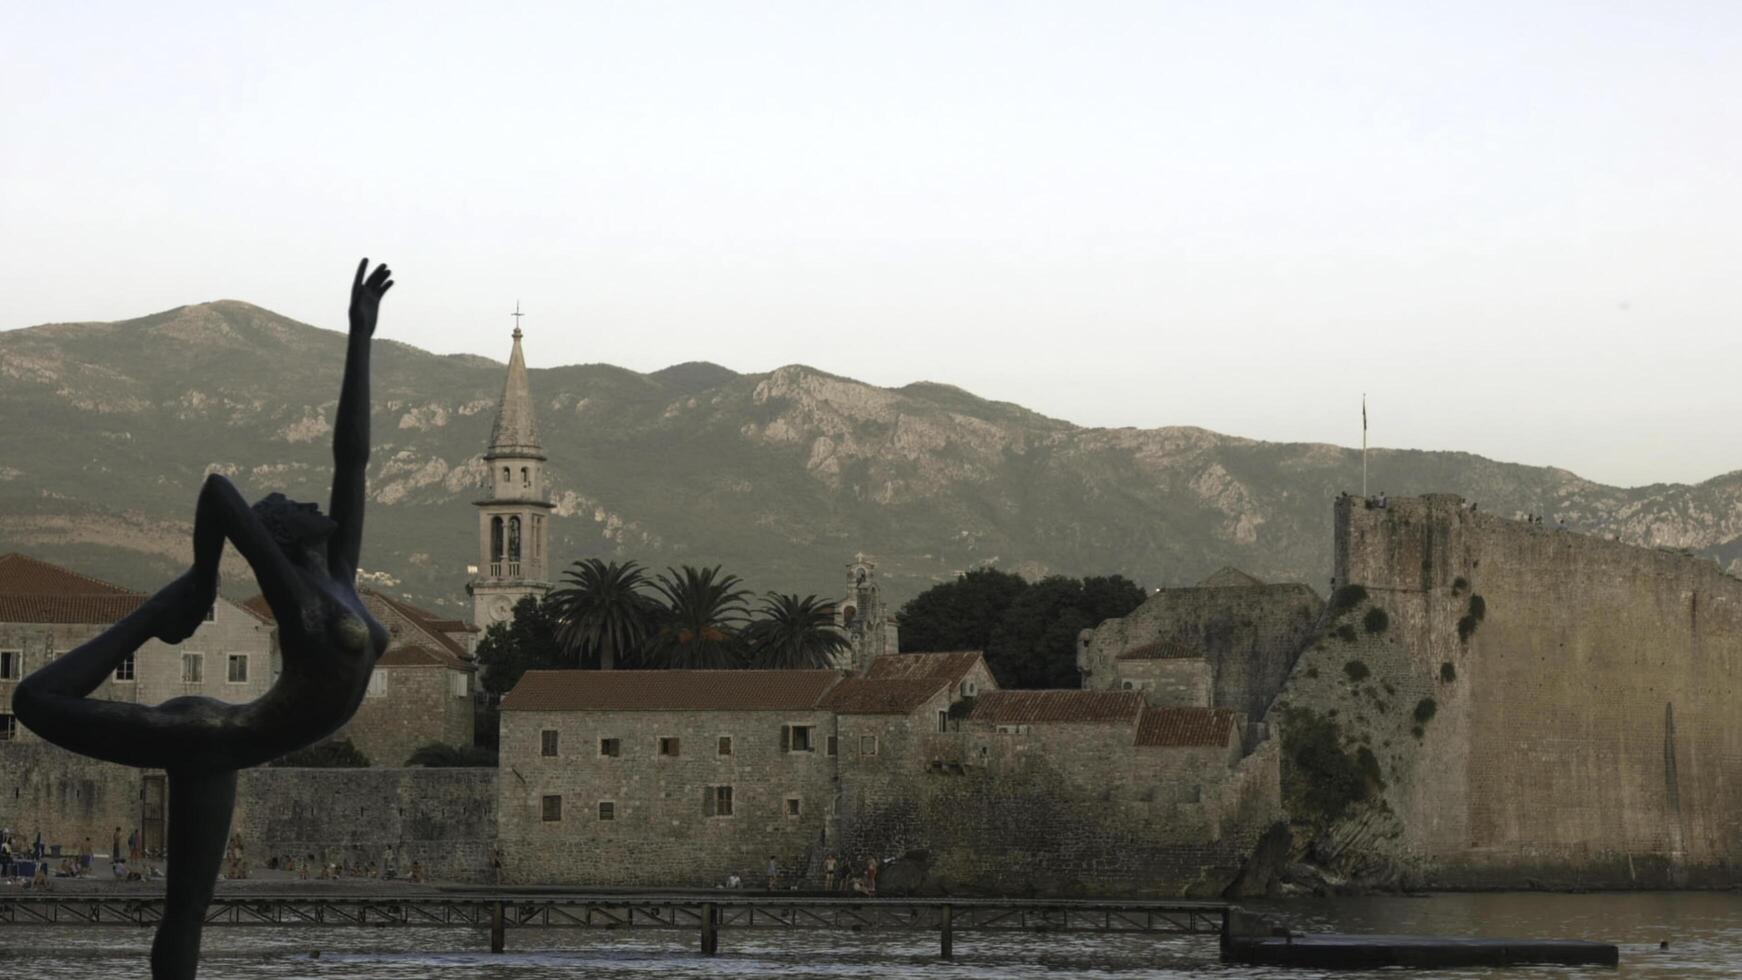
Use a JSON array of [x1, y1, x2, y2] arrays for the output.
[[1271, 495, 1742, 889]]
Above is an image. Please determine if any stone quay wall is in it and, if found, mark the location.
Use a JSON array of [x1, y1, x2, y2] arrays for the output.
[[232, 767, 497, 882], [1329, 494, 1742, 888]]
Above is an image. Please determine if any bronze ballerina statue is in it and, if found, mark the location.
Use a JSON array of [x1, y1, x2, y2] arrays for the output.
[[13, 259, 395, 979]]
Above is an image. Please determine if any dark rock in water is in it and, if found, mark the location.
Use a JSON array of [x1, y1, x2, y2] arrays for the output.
[[1223, 821, 1292, 898], [1225, 933, 1620, 969]]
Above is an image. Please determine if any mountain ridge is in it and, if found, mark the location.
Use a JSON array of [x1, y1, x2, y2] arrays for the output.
[[3, 300, 1740, 615]]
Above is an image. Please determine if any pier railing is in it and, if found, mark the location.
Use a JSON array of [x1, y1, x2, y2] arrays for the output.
[[0, 892, 1231, 959]]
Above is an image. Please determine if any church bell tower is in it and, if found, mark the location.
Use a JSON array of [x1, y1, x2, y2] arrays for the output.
[[468, 316, 554, 629]]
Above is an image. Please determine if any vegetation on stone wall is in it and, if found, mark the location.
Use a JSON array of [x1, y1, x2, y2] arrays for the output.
[[1363, 607, 1389, 634], [269, 737, 370, 768], [1440, 661, 1456, 683], [1343, 660, 1370, 682], [1279, 706, 1373, 827], [1456, 593, 1487, 643], [1413, 698, 1437, 725], [899, 569, 1146, 688], [406, 742, 498, 767], [1329, 584, 1369, 617]]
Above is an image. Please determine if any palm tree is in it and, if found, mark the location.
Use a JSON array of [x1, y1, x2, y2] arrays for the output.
[[548, 558, 657, 670], [646, 565, 751, 669], [744, 593, 851, 669]]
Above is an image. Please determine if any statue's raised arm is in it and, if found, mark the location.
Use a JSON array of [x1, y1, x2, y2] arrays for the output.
[[328, 259, 392, 579]]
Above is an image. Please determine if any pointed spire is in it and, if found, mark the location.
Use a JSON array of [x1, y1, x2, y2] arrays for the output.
[[488, 318, 542, 457]]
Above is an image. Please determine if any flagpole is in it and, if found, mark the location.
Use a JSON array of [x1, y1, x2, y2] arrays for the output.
[[1361, 394, 1368, 498]]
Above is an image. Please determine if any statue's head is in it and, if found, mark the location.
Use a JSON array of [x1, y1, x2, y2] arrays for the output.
[[252, 493, 338, 552]]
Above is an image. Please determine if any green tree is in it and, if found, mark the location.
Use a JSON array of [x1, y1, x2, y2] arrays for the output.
[[268, 737, 370, 768], [405, 742, 499, 767], [896, 567, 1029, 653], [647, 565, 751, 668], [987, 574, 1145, 688], [474, 595, 567, 697], [743, 593, 850, 669], [548, 558, 658, 670]]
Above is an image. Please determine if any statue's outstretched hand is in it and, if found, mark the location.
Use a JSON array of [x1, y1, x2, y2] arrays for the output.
[[347, 259, 394, 337], [149, 571, 216, 646]]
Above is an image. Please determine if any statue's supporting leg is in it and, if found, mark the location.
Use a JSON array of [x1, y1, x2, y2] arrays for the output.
[[150, 769, 238, 980]]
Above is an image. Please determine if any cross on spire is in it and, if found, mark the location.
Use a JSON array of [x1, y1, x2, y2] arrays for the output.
[[511, 301, 524, 340]]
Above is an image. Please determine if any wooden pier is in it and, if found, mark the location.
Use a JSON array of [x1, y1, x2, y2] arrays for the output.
[[0, 892, 1231, 959]]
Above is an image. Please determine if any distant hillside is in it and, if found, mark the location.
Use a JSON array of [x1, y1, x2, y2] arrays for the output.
[[3, 301, 1740, 614]]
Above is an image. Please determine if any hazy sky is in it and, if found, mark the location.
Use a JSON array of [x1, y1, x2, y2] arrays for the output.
[[3, 3, 1739, 488]]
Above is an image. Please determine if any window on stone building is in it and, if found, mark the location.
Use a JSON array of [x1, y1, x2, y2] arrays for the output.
[[996, 724, 1031, 735], [784, 797, 801, 818], [658, 736, 680, 757], [826, 735, 838, 756], [600, 738, 621, 757], [203, 603, 216, 623], [717, 736, 732, 756], [450, 672, 468, 698], [0, 650, 21, 681], [0, 712, 15, 741], [598, 801, 614, 821], [541, 795, 562, 822], [962, 680, 978, 697], [860, 735, 878, 757], [226, 654, 248, 684], [704, 785, 734, 817], [181, 652, 204, 684], [540, 730, 559, 757], [367, 671, 387, 698], [782, 724, 814, 752], [114, 651, 135, 682], [936, 710, 948, 734]]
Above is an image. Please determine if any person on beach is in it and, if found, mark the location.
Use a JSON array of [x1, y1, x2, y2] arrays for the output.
[[766, 855, 779, 890], [865, 855, 879, 895], [10, 260, 395, 979], [823, 852, 838, 891]]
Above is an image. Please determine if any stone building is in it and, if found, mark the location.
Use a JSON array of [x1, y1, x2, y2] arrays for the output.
[[831, 553, 899, 673], [467, 325, 554, 631], [242, 589, 477, 766], [497, 652, 1280, 895], [498, 669, 843, 886], [0, 553, 274, 856], [1077, 567, 1322, 718]]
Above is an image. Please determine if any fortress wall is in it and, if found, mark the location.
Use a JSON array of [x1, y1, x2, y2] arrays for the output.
[[1080, 584, 1323, 719], [838, 725, 1281, 897], [0, 743, 139, 862], [232, 767, 497, 882], [1335, 495, 1742, 886]]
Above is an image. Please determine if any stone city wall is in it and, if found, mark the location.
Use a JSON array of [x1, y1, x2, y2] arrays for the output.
[[341, 666, 473, 768], [1322, 494, 1742, 888]]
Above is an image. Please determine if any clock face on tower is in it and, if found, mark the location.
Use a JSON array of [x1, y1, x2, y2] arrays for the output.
[[490, 597, 513, 622]]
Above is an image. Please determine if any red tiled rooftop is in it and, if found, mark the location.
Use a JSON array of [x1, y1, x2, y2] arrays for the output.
[[0, 554, 145, 624], [0, 553, 135, 596], [819, 677, 949, 715], [865, 651, 985, 686], [503, 670, 842, 712], [378, 644, 470, 669], [1134, 706, 1237, 747], [967, 689, 1144, 726], [1116, 639, 1200, 661]]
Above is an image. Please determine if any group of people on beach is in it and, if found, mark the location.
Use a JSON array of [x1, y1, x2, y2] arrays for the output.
[[0, 826, 156, 886], [754, 851, 882, 894]]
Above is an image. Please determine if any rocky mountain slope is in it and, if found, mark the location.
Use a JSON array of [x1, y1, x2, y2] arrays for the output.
[[2, 301, 1739, 615]]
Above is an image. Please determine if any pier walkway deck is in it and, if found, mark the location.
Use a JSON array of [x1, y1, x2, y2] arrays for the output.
[[0, 892, 1232, 958]]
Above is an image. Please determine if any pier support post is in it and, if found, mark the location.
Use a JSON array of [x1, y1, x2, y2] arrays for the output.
[[701, 902, 719, 956], [490, 901, 505, 954], [940, 904, 954, 960]]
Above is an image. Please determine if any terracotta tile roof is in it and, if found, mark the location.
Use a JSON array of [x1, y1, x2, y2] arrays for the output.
[[967, 690, 1144, 726], [819, 677, 949, 715], [241, 595, 275, 622], [0, 554, 146, 624], [503, 669, 842, 713], [0, 594, 146, 624], [1135, 706, 1237, 747], [1116, 639, 1200, 661], [0, 553, 135, 596], [1197, 566, 1266, 588], [362, 590, 473, 661], [865, 651, 985, 686], [377, 644, 469, 669]]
